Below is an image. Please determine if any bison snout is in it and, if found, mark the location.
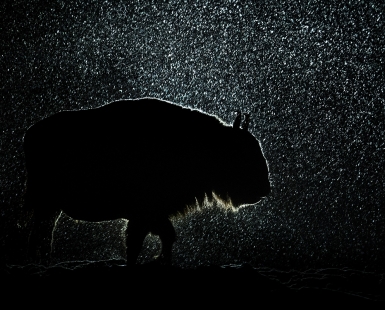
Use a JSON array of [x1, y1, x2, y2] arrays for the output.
[[259, 180, 271, 198]]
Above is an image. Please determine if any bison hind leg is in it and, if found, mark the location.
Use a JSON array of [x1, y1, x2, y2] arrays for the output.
[[27, 209, 61, 266], [125, 217, 176, 266], [125, 220, 151, 265], [150, 217, 176, 265]]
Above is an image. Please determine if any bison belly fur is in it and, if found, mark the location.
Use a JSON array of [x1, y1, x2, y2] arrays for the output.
[[23, 97, 270, 265]]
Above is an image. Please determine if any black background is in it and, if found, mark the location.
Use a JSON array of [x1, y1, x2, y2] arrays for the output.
[[1, 0, 384, 303]]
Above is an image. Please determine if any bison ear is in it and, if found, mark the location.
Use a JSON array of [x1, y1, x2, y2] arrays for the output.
[[241, 113, 250, 131], [233, 110, 241, 129]]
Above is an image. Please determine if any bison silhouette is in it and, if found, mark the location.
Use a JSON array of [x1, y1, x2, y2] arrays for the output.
[[23, 98, 270, 265]]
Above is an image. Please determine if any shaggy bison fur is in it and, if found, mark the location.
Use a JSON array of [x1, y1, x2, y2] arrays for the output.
[[23, 98, 270, 265]]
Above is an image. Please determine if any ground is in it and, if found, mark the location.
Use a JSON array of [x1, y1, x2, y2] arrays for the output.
[[2, 261, 384, 307]]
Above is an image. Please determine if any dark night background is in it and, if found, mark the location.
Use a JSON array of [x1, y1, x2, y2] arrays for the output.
[[1, 0, 384, 303]]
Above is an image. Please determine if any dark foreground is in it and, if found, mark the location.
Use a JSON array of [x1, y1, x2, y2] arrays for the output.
[[2, 261, 384, 307]]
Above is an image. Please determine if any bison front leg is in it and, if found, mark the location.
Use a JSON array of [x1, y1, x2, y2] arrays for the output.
[[150, 217, 176, 265]]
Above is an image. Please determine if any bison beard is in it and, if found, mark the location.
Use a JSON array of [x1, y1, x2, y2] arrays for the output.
[[23, 98, 270, 265]]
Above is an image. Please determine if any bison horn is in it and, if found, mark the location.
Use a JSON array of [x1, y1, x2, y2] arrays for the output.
[[241, 113, 250, 131], [233, 110, 241, 129]]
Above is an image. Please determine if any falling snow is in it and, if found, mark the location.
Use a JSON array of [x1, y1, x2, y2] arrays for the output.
[[1, 0, 384, 272]]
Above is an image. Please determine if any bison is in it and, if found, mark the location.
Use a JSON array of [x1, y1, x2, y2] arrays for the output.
[[23, 98, 270, 265]]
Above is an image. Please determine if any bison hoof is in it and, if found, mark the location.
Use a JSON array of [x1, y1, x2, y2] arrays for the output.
[[153, 253, 172, 266]]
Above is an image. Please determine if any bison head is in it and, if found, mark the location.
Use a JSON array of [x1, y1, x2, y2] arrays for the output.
[[213, 112, 270, 209]]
